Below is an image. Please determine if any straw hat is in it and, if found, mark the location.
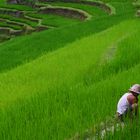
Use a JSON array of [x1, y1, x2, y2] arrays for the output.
[[129, 84, 140, 94]]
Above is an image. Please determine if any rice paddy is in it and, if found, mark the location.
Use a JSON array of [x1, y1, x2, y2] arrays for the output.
[[0, 0, 140, 140]]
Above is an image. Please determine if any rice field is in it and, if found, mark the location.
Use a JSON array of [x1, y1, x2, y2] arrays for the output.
[[0, 0, 140, 140]]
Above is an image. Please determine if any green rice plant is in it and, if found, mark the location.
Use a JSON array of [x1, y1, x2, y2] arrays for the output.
[[83, 28, 140, 85], [0, 19, 140, 140], [27, 12, 81, 27], [107, 119, 140, 140], [0, 14, 38, 28], [0, 1, 139, 139], [0, 4, 35, 11], [110, 1, 136, 16], [0, 0, 5, 6], [0, 1, 136, 72], [0, 0, 136, 73], [0, 21, 21, 30]]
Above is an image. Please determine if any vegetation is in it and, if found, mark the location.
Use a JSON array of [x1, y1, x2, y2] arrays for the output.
[[0, 14, 38, 27], [0, 0, 140, 140]]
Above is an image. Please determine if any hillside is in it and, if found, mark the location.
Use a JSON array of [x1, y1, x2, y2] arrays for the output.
[[0, 0, 140, 140]]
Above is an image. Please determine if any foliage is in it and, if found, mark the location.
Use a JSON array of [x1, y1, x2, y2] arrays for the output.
[[0, 0, 139, 140]]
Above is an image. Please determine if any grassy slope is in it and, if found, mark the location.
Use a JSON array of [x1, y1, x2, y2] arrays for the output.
[[1, 20, 137, 103], [0, 19, 140, 139], [0, 1, 139, 140], [27, 12, 81, 27], [0, 2, 135, 73]]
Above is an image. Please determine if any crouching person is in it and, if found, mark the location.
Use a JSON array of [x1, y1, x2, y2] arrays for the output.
[[116, 84, 140, 122]]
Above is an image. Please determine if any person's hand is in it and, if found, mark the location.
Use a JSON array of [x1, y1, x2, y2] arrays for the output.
[[131, 103, 138, 110]]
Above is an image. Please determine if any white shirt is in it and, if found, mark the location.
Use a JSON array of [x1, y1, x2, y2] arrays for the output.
[[117, 93, 131, 115]]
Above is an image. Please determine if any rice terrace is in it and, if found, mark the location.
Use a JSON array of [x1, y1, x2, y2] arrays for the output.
[[1, 0, 140, 139]]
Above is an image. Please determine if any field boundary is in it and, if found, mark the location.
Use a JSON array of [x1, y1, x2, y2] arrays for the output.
[[39, 0, 115, 15], [38, 5, 92, 20]]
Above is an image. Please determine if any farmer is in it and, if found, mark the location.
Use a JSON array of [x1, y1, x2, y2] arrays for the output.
[[116, 84, 140, 122]]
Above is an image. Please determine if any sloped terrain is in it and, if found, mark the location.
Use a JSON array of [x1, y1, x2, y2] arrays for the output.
[[0, 0, 116, 72], [0, 0, 140, 140]]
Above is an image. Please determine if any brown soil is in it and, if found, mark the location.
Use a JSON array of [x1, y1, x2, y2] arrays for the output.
[[0, 26, 25, 36], [0, 28, 11, 35], [39, 7, 88, 20], [10, 29, 23, 36], [35, 25, 49, 32]]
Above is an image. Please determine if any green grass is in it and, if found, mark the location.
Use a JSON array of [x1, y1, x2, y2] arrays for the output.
[[0, 1, 136, 72], [0, 0, 5, 6], [0, 19, 140, 140], [110, 2, 135, 15], [0, 2, 35, 11], [0, 1, 139, 140], [27, 12, 81, 27], [0, 15, 127, 72], [0, 14, 38, 28], [0, 21, 22, 30], [26, 1, 110, 27]]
